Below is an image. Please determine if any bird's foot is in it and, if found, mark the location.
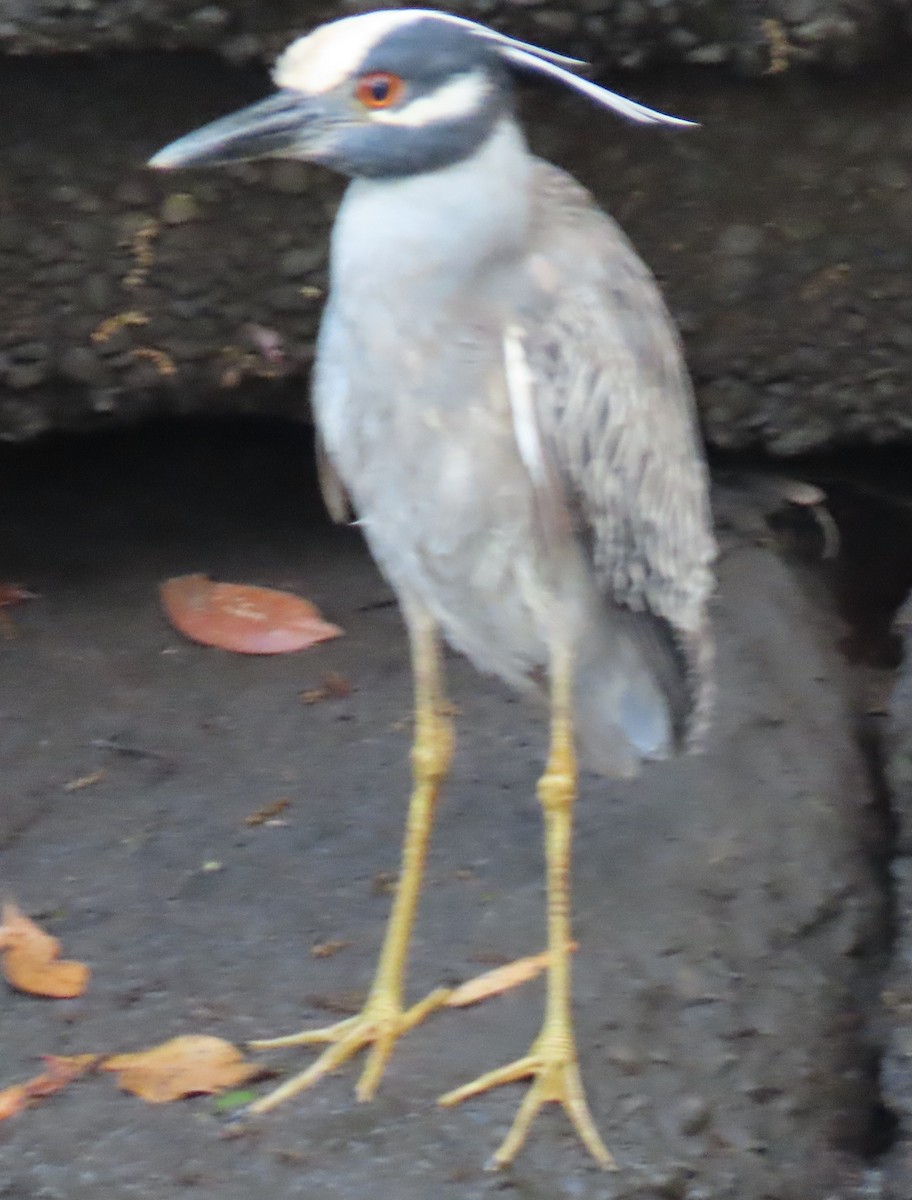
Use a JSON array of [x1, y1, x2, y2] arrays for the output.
[[247, 985, 452, 1113], [439, 1029, 615, 1170]]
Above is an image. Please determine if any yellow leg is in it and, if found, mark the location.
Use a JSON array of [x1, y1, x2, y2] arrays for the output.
[[439, 644, 615, 1170], [249, 609, 454, 1114]]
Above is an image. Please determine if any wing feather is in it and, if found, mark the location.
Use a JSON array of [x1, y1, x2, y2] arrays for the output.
[[517, 161, 716, 746]]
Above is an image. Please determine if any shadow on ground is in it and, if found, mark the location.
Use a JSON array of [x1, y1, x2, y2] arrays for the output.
[[0, 420, 897, 1199]]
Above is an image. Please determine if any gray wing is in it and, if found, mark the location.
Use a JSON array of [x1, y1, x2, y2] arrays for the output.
[[512, 162, 716, 750]]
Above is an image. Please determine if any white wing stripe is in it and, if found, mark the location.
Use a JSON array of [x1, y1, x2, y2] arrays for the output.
[[503, 324, 548, 486]]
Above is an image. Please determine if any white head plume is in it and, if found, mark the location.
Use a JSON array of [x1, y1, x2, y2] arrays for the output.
[[369, 9, 696, 129]]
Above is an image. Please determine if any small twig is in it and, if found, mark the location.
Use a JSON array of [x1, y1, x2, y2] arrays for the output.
[[90, 738, 171, 762]]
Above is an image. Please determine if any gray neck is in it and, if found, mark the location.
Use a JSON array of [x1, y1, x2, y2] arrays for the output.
[[328, 118, 532, 314]]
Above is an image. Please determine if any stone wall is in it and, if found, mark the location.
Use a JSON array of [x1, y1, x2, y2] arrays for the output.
[[1, 1, 906, 71], [1, 50, 911, 452]]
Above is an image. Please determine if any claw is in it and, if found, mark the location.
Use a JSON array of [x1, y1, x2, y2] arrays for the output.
[[439, 1036, 615, 1170], [247, 986, 452, 1114]]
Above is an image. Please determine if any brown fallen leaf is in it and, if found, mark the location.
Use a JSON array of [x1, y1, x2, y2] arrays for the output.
[[298, 672, 352, 705], [310, 939, 351, 959], [102, 1035, 260, 1103], [25, 1055, 99, 1103], [0, 1054, 98, 1122], [63, 769, 106, 793], [0, 902, 90, 998], [446, 944, 578, 1008], [0, 584, 36, 608], [0, 1085, 27, 1121], [160, 575, 343, 655], [244, 797, 291, 827]]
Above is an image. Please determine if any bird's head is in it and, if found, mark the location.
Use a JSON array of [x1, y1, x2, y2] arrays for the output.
[[149, 8, 693, 181]]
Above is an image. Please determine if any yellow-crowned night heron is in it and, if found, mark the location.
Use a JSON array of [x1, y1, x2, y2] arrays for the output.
[[150, 8, 715, 1169]]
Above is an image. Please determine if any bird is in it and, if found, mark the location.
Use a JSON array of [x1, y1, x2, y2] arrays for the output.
[[149, 7, 716, 1170]]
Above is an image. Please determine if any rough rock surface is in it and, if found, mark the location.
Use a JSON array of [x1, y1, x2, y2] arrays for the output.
[[1, 56, 912, 452], [885, 591, 912, 1198], [0, 0, 905, 71], [0, 425, 891, 1198]]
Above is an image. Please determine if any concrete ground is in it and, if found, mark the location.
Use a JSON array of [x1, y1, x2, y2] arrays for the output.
[[0, 421, 895, 1199]]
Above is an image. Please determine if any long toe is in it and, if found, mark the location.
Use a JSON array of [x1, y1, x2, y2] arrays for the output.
[[439, 1039, 615, 1170], [248, 985, 451, 1114]]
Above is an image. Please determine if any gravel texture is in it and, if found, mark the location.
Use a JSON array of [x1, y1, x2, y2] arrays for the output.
[[0, 0, 905, 70], [2, 55, 912, 452]]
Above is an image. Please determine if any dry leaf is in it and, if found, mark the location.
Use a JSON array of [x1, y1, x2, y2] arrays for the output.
[[160, 575, 343, 655], [63, 769, 106, 793], [244, 797, 291, 827], [102, 1035, 260, 1103], [0, 584, 36, 608], [446, 944, 578, 1008], [310, 939, 351, 959], [0, 1085, 27, 1121], [0, 1054, 98, 1121], [26, 1055, 98, 1099], [299, 672, 352, 705], [0, 902, 90, 998]]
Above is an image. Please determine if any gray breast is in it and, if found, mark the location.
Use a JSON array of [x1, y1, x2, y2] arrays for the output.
[[315, 290, 564, 686], [312, 120, 712, 772]]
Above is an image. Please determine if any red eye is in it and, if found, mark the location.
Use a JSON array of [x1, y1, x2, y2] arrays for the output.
[[355, 71, 404, 110]]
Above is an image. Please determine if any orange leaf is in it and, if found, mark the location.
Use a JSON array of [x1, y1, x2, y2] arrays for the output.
[[298, 672, 352, 705], [38, 1054, 100, 1081], [0, 584, 36, 608], [160, 575, 343, 655], [0, 1054, 98, 1122], [244, 797, 291, 827], [102, 1035, 260, 1103], [0, 902, 90, 998], [445, 944, 579, 1008], [0, 1085, 27, 1121], [26, 1055, 98, 1098]]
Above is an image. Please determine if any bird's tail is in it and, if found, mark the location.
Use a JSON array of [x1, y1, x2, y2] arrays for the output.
[[572, 606, 690, 778]]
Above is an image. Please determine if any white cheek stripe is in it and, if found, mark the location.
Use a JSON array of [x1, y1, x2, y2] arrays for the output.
[[373, 71, 489, 127]]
